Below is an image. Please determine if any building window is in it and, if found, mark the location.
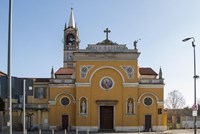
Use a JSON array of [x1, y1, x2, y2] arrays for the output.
[[127, 98, 134, 115], [34, 87, 46, 99], [177, 116, 181, 123], [144, 97, 153, 106], [158, 108, 162, 114], [80, 97, 87, 115], [60, 97, 70, 106]]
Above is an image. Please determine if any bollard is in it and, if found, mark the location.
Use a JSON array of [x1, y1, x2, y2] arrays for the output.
[[76, 129, 78, 134], [149, 128, 151, 132], [52, 129, 54, 134], [65, 129, 67, 134], [87, 129, 89, 134], [25, 129, 27, 134], [138, 128, 140, 133], [39, 129, 41, 134]]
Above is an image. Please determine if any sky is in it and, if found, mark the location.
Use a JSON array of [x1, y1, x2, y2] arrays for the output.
[[0, 0, 200, 107]]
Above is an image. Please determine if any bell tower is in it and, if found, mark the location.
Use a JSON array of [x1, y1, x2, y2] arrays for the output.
[[63, 8, 79, 67]]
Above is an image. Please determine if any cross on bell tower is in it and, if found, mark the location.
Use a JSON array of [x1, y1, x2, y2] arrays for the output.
[[104, 28, 111, 40]]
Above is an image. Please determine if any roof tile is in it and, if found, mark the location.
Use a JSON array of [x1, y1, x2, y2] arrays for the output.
[[139, 68, 158, 75], [55, 67, 74, 75]]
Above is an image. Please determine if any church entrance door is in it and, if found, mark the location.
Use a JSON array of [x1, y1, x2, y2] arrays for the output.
[[62, 115, 69, 130], [145, 115, 152, 131], [100, 106, 114, 130]]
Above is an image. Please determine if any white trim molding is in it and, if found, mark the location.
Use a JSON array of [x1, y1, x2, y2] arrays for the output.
[[89, 66, 125, 83], [49, 84, 75, 88], [123, 83, 139, 87], [138, 92, 159, 103], [54, 91, 76, 103], [139, 84, 164, 88], [157, 101, 164, 106], [48, 101, 56, 105], [75, 82, 91, 87]]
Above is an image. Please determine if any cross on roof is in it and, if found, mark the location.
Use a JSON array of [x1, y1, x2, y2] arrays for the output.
[[104, 28, 111, 40]]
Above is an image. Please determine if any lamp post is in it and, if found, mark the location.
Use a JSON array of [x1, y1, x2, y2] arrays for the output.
[[182, 37, 199, 134], [7, 0, 13, 134]]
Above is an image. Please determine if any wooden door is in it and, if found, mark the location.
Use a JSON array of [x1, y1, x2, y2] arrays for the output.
[[62, 115, 69, 130], [145, 115, 152, 131], [100, 106, 114, 130]]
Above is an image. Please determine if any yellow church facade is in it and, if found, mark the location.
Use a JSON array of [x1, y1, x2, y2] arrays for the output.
[[23, 8, 167, 132]]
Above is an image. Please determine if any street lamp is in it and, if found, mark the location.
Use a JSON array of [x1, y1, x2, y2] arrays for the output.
[[7, 0, 13, 134], [182, 37, 199, 134]]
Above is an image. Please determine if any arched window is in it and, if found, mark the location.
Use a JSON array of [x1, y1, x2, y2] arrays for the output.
[[79, 97, 88, 115]]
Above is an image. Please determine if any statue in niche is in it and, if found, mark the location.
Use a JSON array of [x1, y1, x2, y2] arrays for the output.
[[81, 100, 86, 114], [128, 100, 133, 114]]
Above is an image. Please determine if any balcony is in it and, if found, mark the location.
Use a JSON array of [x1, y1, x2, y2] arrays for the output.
[[50, 78, 75, 84], [139, 79, 164, 84]]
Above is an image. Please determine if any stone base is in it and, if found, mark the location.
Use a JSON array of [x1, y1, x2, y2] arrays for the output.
[[152, 126, 168, 131], [71, 126, 98, 131], [0, 126, 8, 133]]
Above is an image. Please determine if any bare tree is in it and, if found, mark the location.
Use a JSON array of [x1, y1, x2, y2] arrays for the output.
[[197, 98, 200, 105], [165, 90, 186, 109]]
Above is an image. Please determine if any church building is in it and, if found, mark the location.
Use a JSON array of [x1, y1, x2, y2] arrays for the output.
[[12, 8, 167, 132]]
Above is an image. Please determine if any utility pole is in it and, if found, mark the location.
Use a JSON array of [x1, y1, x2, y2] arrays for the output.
[[7, 0, 13, 134], [23, 80, 26, 134]]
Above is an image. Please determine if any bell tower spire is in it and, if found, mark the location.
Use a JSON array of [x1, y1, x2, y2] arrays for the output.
[[68, 8, 76, 28], [63, 8, 79, 67]]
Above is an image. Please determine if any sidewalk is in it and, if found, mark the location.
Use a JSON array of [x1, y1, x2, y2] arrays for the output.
[[1, 129, 200, 134]]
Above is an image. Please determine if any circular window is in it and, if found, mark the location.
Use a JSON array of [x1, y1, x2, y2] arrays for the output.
[[61, 97, 70, 106], [144, 97, 153, 106], [100, 77, 114, 90]]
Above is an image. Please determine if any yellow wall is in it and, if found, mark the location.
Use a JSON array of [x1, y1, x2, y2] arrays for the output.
[[48, 87, 76, 129], [17, 57, 166, 131]]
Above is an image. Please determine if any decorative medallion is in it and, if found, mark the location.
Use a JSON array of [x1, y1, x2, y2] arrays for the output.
[[81, 66, 88, 73], [121, 66, 134, 79], [61, 97, 70, 106], [100, 77, 114, 90], [80, 65, 93, 78], [127, 67, 133, 73]]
